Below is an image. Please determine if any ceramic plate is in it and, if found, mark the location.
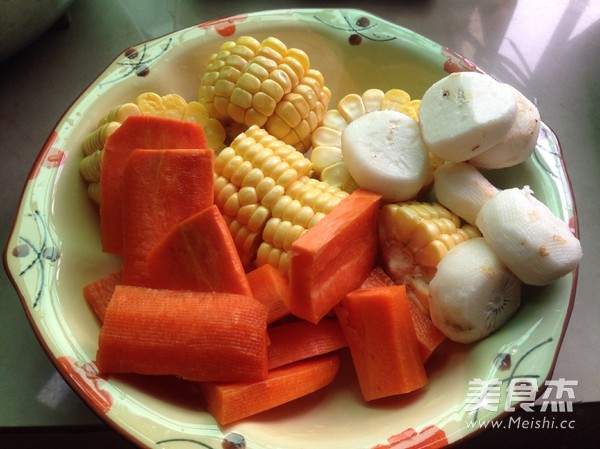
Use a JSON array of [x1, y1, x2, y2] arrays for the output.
[[4, 8, 579, 449]]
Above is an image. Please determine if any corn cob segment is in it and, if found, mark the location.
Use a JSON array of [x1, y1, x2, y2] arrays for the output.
[[214, 125, 350, 273], [199, 36, 331, 152], [378, 201, 481, 315], [214, 125, 315, 269], [310, 88, 425, 193], [256, 175, 348, 274], [79, 93, 226, 203]]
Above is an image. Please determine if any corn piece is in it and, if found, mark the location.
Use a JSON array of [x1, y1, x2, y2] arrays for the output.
[[79, 150, 103, 183], [97, 103, 141, 126], [81, 122, 120, 156], [378, 200, 482, 315], [199, 36, 330, 150]]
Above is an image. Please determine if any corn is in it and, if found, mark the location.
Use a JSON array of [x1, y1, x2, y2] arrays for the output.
[[310, 88, 424, 194], [79, 92, 227, 204], [215, 125, 348, 272], [79, 149, 103, 183], [378, 200, 481, 314], [199, 36, 331, 152], [97, 103, 141, 127], [134, 92, 226, 151]]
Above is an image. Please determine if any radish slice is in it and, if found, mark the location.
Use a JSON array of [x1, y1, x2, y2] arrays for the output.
[[341, 109, 429, 201]]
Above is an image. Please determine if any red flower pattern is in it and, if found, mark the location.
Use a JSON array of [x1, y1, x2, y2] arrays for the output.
[[29, 130, 66, 180], [372, 425, 448, 449], [57, 356, 113, 414], [198, 14, 248, 37]]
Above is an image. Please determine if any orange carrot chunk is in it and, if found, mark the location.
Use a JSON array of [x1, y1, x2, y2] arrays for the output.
[[122, 148, 214, 286], [96, 286, 268, 383], [408, 299, 447, 363], [267, 319, 347, 370], [83, 269, 122, 322], [288, 189, 382, 324], [359, 266, 446, 363], [146, 205, 252, 296], [335, 285, 427, 401], [360, 265, 396, 289], [201, 353, 341, 425], [246, 264, 291, 324], [100, 115, 207, 254]]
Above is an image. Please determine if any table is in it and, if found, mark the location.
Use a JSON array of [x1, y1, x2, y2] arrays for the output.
[[1, 0, 599, 447]]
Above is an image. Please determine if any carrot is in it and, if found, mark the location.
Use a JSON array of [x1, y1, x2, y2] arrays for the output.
[[360, 265, 395, 289], [83, 269, 122, 322], [267, 319, 347, 370], [246, 264, 291, 324], [408, 299, 446, 363], [288, 189, 382, 324], [201, 353, 341, 425], [359, 266, 446, 363], [100, 115, 207, 253], [121, 148, 214, 286], [96, 286, 268, 383], [146, 205, 252, 296], [335, 285, 427, 401]]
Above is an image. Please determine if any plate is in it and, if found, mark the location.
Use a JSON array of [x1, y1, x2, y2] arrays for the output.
[[4, 8, 579, 449]]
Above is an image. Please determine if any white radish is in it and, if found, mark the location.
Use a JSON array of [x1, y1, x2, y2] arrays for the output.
[[419, 71, 518, 162], [433, 161, 499, 225], [469, 88, 541, 169], [341, 109, 429, 201], [476, 186, 583, 286], [429, 237, 522, 344]]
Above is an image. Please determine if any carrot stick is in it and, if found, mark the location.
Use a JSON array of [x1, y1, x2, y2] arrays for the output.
[[121, 148, 213, 286], [201, 353, 341, 425], [100, 115, 207, 253], [96, 286, 268, 383], [246, 264, 291, 324], [83, 269, 122, 322], [359, 266, 446, 363], [335, 285, 427, 401], [267, 319, 347, 370], [146, 205, 252, 296], [288, 189, 382, 323], [407, 299, 446, 363]]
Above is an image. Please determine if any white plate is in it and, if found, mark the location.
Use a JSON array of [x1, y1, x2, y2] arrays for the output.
[[4, 8, 579, 449]]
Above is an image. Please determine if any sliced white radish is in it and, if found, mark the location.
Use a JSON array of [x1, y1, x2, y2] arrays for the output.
[[419, 71, 518, 162], [470, 87, 541, 169], [340, 109, 429, 201]]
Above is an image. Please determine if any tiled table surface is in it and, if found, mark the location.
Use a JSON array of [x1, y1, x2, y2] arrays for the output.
[[1, 0, 599, 447]]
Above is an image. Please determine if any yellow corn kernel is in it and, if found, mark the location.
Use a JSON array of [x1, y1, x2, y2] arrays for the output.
[[320, 162, 355, 192], [87, 182, 100, 204], [321, 109, 348, 132], [182, 101, 227, 152], [362, 88, 385, 113], [381, 88, 419, 121], [337, 93, 366, 123], [256, 242, 290, 274], [135, 92, 165, 116]]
